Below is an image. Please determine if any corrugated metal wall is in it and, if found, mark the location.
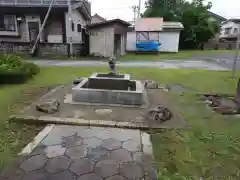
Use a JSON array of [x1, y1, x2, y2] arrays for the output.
[[127, 31, 180, 52]]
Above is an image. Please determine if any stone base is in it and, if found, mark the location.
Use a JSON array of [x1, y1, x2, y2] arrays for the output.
[[72, 78, 144, 106]]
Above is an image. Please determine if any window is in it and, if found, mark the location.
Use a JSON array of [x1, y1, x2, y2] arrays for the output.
[[77, 24, 82, 32], [234, 28, 238, 33], [0, 15, 16, 31], [71, 21, 74, 31], [224, 28, 232, 35]]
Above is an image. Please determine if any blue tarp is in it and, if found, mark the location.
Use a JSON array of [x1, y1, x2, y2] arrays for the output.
[[136, 41, 161, 52]]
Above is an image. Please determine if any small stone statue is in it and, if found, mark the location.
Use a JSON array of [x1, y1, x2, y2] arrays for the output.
[[108, 56, 116, 74]]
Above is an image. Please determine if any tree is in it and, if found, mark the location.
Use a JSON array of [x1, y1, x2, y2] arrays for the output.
[[143, 0, 220, 49]]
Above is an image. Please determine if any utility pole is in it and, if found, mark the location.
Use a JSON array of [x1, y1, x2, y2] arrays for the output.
[[232, 33, 240, 79], [138, 0, 141, 18], [132, 5, 138, 22], [67, 0, 73, 57]]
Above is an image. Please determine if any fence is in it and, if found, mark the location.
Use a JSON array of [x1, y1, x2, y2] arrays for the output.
[[203, 42, 239, 50]]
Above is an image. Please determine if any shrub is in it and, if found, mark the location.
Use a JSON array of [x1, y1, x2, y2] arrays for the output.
[[0, 54, 40, 84]]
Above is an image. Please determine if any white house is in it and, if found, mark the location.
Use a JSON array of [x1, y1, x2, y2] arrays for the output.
[[219, 19, 240, 41], [127, 18, 184, 52]]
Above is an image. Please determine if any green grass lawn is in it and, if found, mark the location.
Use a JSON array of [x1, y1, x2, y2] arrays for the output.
[[121, 50, 236, 61], [1, 67, 240, 179]]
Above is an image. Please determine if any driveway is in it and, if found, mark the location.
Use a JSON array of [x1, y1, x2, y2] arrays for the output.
[[28, 59, 229, 71], [194, 53, 240, 69]]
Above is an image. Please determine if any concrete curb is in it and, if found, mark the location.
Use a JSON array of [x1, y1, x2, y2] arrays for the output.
[[19, 124, 55, 155], [10, 115, 166, 130]]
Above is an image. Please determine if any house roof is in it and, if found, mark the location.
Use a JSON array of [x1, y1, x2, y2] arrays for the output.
[[162, 22, 184, 30], [92, 13, 106, 21], [228, 19, 240, 23], [208, 11, 227, 21], [0, 0, 87, 8], [135, 18, 164, 31], [221, 18, 240, 25], [87, 19, 131, 28]]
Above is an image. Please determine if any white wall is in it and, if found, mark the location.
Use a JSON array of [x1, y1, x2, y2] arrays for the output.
[[127, 31, 180, 52], [65, 9, 86, 44], [159, 32, 180, 52], [89, 27, 114, 57], [220, 21, 240, 38]]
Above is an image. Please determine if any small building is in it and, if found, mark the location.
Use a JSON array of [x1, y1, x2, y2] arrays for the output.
[[127, 18, 184, 52], [0, 0, 91, 57], [88, 19, 130, 58], [91, 13, 106, 24]]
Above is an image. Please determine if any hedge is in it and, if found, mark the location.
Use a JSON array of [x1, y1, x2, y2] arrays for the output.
[[0, 54, 40, 84]]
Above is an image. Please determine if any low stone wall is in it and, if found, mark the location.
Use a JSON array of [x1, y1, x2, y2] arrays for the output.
[[72, 79, 144, 106], [0, 41, 84, 57]]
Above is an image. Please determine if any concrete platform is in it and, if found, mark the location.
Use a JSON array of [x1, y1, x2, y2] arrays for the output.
[[11, 84, 187, 129]]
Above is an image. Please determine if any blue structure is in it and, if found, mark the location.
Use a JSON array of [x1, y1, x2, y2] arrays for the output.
[[136, 41, 161, 52]]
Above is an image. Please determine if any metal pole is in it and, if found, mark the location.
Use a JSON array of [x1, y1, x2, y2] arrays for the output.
[[68, 0, 73, 57], [232, 33, 240, 79], [31, 0, 55, 54]]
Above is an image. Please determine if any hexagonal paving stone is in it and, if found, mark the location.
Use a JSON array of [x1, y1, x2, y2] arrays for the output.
[[50, 171, 77, 180], [83, 137, 102, 148], [78, 173, 103, 180], [41, 134, 63, 146], [44, 156, 71, 174], [107, 129, 141, 142], [122, 139, 141, 152], [86, 147, 110, 161], [101, 138, 121, 150], [69, 158, 94, 176], [120, 162, 144, 179], [44, 145, 66, 158], [94, 160, 119, 178], [110, 149, 132, 163], [31, 144, 47, 156], [22, 169, 50, 180], [61, 133, 83, 147], [77, 129, 96, 139], [50, 125, 85, 138], [65, 146, 87, 159], [105, 175, 127, 180], [20, 154, 48, 172]]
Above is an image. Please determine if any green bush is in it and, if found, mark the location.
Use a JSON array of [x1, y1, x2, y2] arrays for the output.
[[0, 54, 40, 84]]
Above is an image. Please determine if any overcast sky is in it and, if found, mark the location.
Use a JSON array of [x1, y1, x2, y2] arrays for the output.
[[89, 0, 240, 21]]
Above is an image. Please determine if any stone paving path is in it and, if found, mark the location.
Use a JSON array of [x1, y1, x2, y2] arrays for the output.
[[0, 125, 156, 180]]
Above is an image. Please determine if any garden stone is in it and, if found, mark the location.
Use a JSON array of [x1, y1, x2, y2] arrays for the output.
[[215, 98, 239, 114], [36, 99, 60, 114], [144, 80, 160, 89], [73, 78, 84, 85]]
